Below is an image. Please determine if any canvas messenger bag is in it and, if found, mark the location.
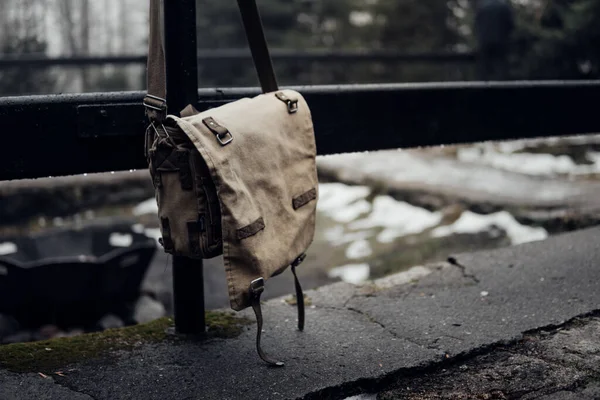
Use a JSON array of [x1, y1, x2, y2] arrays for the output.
[[143, 0, 318, 366]]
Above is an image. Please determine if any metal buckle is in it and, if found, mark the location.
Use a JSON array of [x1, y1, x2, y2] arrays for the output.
[[143, 94, 167, 112], [250, 277, 265, 295], [275, 92, 298, 114], [287, 99, 298, 114], [151, 121, 170, 139], [217, 131, 234, 146]]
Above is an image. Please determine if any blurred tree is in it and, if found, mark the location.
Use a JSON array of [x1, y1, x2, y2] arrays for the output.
[[521, 0, 600, 79], [0, 0, 55, 95], [194, 0, 465, 86], [369, 0, 463, 82], [195, 0, 313, 87]]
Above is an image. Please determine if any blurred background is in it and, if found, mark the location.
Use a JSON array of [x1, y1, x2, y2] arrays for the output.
[[1, 0, 600, 344], [2, 0, 600, 96]]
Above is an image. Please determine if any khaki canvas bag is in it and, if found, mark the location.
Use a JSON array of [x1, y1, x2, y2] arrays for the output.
[[143, 0, 318, 366]]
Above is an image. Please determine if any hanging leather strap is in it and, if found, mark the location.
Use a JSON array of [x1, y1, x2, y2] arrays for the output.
[[144, 0, 279, 122], [291, 253, 306, 331], [248, 254, 306, 367], [250, 278, 285, 367]]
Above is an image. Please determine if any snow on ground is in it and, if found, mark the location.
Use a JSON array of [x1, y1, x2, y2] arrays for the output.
[[131, 181, 550, 279], [317, 183, 372, 223], [0, 242, 17, 256], [345, 239, 372, 259], [431, 210, 548, 245], [323, 226, 375, 246], [142, 228, 162, 245], [318, 183, 444, 245], [109, 232, 134, 247], [328, 263, 371, 284], [458, 147, 600, 176], [349, 195, 443, 243], [133, 198, 158, 216], [317, 150, 584, 203]]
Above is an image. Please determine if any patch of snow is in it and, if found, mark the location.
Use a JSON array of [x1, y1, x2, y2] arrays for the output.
[[109, 233, 133, 248], [345, 240, 372, 259], [143, 228, 163, 244], [317, 150, 586, 203], [458, 148, 580, 176], [323, 226, 374, 246], [133, 198, 158, 216], [0, 242, 17, 256], [328, 263, 370, 285], [317, 183, 371, 223], [458, 145, 600, 177], [131, 224, 145, 234], [431, 210, 548, 245], [349, 196, 442, 243]]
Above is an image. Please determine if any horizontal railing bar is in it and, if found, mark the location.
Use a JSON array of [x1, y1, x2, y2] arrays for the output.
[[0, 49, 475, 68], [1, 81, 599, 181]]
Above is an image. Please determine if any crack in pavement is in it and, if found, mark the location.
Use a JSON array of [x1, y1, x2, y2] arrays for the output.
[[447, 256, 480, 284], [303, 310, 600, 400], [345, 306, 442, 353]]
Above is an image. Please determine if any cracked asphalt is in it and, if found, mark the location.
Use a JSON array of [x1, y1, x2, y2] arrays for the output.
[[379, 315, 600, 399], [1, 226, 600, 400]]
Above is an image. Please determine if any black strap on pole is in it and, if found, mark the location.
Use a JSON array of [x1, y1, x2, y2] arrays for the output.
[[236, 0, 279, 93]]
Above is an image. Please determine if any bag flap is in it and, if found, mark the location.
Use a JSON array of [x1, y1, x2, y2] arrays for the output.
[[169, 89, 318, 310]]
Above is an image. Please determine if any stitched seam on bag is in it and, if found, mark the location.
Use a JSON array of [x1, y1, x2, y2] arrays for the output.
[[237, 217, 265, 240], [174, 117, 243, 309], [293, 188, 317, 210]]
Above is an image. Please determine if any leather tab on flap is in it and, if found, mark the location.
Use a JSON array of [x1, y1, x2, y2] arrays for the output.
[[237, 217, 265, 240], [203, 117, 233, 146], [293, 188, 317, 210], [275, 92, 299, 114]]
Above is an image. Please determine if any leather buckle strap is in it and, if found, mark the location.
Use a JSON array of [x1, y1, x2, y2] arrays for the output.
[[250, 278, 284, 367], [203, 117, 234, 146], [144, 94, 168, 122]]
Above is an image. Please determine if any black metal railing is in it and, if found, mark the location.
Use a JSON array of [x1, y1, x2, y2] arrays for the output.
[[0, 50, 475, 68]]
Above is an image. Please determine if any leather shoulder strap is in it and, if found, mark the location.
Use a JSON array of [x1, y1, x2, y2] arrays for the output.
[[236, 0, 279, 93], [144, 0, 167, 121], [144, 0, 279, 121]]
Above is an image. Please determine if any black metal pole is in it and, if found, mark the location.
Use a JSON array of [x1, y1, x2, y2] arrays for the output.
[[172, 255, 205, 334], [163, 0, 205, 335]]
